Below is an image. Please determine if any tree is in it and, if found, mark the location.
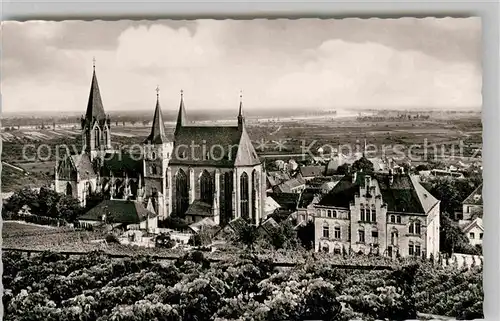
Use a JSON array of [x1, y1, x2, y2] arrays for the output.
[[336, 163, 349, 175], [55, 195, 83, 222], [156, 233, 176, 248], [235, 224, 259, 251], [268, 220, 300, 250], [352, 156, 374, 174], [440, 214, 470, 255], [297, 221, 315, 250]]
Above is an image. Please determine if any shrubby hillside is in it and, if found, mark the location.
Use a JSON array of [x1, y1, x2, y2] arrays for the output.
[[2, 251, 483, 321]]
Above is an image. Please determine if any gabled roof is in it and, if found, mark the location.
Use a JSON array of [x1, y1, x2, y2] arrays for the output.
[[78, 199, 155, 224], [264, 196, 281, 215], [85, 69, 106, 125], [144, 96, 168, 144], [461, 217, 484, 233], [258, 217, 279, 236], [269, 192, 300, 211], [463, 184, 483, 206], [298, 188, 321, 208], [234, 127, 261, 167], [273, 177, 305, 193], [70, 153, 97, 180], [299, 165, 325, 178], [189, 217, 217, 234], [185, 199, 213, 217]]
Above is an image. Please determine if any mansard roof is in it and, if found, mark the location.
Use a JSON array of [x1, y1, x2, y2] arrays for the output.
[[317, 172, 437, 214], [85, 69, 106, 124]]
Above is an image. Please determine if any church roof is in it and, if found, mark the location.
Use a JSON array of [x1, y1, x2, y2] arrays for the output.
[[170, 125, 261, 167], [85, 69, 106, 124], [102, 152, 143, 176], [175, 91, 188, 135], [78, 199, 156, 224], [70, 153, 97, 180], [145, 96, 168, 144]]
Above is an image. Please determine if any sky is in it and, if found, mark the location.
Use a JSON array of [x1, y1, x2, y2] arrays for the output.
[[1, 18, 482, 114]]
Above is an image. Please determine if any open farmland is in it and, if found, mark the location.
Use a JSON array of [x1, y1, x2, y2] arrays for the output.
[[1, 110, 482, 192]]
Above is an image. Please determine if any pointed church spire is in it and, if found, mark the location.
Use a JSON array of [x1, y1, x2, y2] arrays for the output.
[[175, 89, 187, 136], [145, 86, 167, 144], [238, 90, 245, 130], [85, 58, 106, 124]]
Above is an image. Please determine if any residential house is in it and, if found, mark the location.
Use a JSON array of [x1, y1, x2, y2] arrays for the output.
[[313, 171, 440, 258], [77, 199, 158, 233], [461, 217, 483, 247], [298, 165, 325, 181], [459, 184, 483, 220]]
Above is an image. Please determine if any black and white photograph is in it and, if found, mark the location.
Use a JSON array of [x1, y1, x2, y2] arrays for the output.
[[1, 18, 483, 320]]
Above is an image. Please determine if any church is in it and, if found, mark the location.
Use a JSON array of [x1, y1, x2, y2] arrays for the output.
[[54, 64, 266, 226]]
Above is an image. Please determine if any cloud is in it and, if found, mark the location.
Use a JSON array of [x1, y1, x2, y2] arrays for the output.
[[1, 18, 482, 114]]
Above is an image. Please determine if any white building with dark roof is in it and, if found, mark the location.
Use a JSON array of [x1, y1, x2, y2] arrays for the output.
[[313, 171, 440, 258]]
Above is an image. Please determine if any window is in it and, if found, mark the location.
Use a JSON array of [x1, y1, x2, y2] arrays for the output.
[[334, 245, 341, 254], [390, 215, 395, 223], [480, 233, 483, 240], [323, 224, 330, 238], [358, 229, 365, 243], [371, 209, 376, 222], [409, 220, 421, 235], [332, 210, 337, 218], [366, 209, 371, 221], [415, 220, 421, 235], [240, 172, 250, 220], [415, 243, 421, 257], [408, 242, 414, 256], [387, 246, 393, 257], [470, 232, 475, 239], [327, 210, 332, 218], [334, 226, 341, 239], [372, 229, 379, 244], [360, 208, 365, 221], [200, 170, 214, 204], [396, 216, 402, 224], [391, 230, 398, 246], [151, 164, 158, 175]]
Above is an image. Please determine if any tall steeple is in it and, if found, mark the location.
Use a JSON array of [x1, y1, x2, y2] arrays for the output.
[[238, 90, 245, 131], [85, 57, 106, 124], [145, 86, 167, 144], [175, 89, 187, 136]]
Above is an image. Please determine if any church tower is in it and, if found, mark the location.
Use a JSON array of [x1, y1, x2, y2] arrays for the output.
[[143, 86, 173, 220], [81, 58, 112, 161]]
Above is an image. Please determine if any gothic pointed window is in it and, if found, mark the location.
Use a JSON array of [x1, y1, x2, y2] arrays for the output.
[[66, 182, 73, 196], [175, 169, 189, 215], [220, 171, 234, 224], [94, 127, 100, 148], [240, 172, 249, 220], [251, 169, 257, 224], [200, 170, 213, 204]]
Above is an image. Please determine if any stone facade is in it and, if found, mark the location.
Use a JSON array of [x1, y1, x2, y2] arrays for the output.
[[313, 171, 440, 258]]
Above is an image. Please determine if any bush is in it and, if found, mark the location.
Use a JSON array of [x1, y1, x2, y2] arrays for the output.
[[105, 234, 120, 244]]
